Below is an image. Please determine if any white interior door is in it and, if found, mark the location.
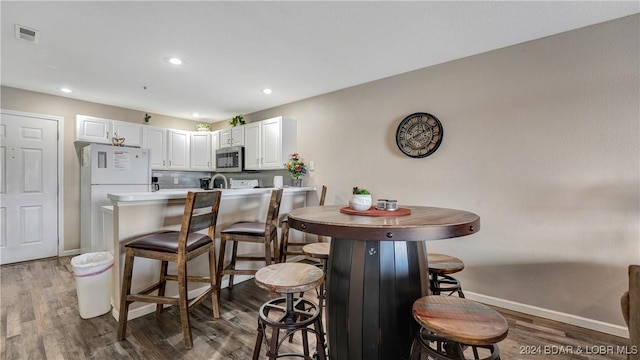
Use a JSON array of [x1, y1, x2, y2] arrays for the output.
[[0, 112, 59, 264]]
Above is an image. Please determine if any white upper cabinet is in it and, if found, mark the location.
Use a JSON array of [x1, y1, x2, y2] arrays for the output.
[[244, 117, 297, 170], [76, 115, 142, 147], [167, 130, 190, 170], [244, 123, 261, 170], [112, 121, 142, 147], [190, 132, 213, 171], [142, 126, 167, 170], [219, 126, 244, 148]]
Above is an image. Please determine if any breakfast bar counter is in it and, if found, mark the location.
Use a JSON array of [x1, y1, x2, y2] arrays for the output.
[[104, 187, 318, 321]]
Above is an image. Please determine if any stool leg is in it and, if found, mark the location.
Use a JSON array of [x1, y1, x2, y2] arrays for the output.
[[156, 260, 168, 314], [209, 247, 220, 319], [117, 249, 135, 341], [217, 236, 228, 293], [302, 328, 310, 357], [280, 220, 290, 262], [229, 241, 239, 289], [265, 236, 273, 266], [429, 272, 441, 295], [268, 322, 280, 360], [177, 258, 193, 349], [252, 317, 265, 360], [314, 317, 327, 360]]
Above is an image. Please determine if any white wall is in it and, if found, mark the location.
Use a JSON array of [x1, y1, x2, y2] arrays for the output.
[[247, 15, 640, 334]]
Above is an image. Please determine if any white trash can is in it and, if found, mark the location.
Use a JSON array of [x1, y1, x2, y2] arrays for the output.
[[71, 251, 114, 319]]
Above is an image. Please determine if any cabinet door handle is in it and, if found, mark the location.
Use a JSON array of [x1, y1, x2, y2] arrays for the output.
[[169, 160, 172, 166], [106, 131, 109, 139], [163, 160, 165, 166]]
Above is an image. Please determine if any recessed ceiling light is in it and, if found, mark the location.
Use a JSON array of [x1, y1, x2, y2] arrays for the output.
[[168, 57, 183, 65], [192, 113, 200, 118], [60, 87, 72, 93], [262, 88, 272, 94]]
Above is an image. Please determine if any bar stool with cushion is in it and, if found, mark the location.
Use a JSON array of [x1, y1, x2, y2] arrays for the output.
[[280, 185, 327, 262], [217, 189, 283, 291], [410, 296, 509, 360], [252, 262, 327, 360], [428, 253, 465, 297], [117, 190, 222, 349]]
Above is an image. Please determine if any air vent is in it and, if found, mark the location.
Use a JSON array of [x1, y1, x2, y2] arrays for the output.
[[15, 24, 40, 44]]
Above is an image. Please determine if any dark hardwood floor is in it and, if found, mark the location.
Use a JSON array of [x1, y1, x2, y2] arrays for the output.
[[0, 256, 630, 360]]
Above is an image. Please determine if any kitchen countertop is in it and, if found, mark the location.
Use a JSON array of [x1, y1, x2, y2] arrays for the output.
[[107, 186, 316, 202]]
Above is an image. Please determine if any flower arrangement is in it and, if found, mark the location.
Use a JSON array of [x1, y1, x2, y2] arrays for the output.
[[284, 153, 308, 180]]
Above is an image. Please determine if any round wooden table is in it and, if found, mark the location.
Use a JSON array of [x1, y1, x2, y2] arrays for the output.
[[287, 205, 480, 360]]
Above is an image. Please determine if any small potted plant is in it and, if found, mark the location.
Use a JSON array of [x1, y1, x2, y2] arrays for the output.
[[230, 114, 245, 127], [350, 187, 372, 211], [196, 123, 211, 131]]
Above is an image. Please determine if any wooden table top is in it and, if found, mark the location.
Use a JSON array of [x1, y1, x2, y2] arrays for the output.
[[287, 205, 480, 241]]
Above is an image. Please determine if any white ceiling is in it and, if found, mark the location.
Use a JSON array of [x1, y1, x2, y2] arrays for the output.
[[2, 1, 638, 122]]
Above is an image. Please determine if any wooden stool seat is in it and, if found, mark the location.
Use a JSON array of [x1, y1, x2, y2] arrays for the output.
[[410, 296, 508, 360], [253, 263, 327, 360], [255, 262, 324, 294], [428, 253, 465, 274], [302, 242, 330, 260], [428, 253, 465, 297]]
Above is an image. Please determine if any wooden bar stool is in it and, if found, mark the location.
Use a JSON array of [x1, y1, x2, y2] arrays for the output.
[[302, 242, 330, 301], [217, 189, 283, 292], [252, 263, 327, 360], [280, 186, 327, 262], [117, 190, 222, 349], [302, 242, 330, 341], [428, 253, 465, 297], [410, 296, 509, 360]]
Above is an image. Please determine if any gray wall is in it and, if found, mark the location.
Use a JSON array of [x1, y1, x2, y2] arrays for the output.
[[244, 15, 639, 334]]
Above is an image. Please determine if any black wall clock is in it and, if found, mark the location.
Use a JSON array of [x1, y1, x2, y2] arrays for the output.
[[395, 112, 443, 158]]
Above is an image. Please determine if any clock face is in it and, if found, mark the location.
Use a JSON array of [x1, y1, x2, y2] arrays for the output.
[[395, 112, 443, 158]]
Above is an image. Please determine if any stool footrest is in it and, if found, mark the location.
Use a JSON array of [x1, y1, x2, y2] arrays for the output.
[[411, 328, 501, 360]]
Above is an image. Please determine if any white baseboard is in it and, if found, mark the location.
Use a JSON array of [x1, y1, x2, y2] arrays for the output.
[[110, 275, 252, 321], [464, 291, 629, 339]]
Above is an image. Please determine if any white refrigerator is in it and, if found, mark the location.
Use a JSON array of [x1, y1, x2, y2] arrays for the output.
[[80, 144, 151, 254]]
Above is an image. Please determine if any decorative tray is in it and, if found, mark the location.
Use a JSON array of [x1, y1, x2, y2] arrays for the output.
[[339, 206, 411, 217]]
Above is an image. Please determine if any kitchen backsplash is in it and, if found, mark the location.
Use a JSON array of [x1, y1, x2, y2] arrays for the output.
[[152, 169, 295, 190]]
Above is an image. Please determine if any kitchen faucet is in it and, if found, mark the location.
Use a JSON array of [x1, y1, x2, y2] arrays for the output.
[[211, 173, 228, 189]]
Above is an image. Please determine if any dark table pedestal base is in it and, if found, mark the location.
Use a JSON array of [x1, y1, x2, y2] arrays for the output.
[[327, 238, 429, 360]]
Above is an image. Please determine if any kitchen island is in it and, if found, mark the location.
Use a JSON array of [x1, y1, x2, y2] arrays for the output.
[[103, 187, 319, 321]]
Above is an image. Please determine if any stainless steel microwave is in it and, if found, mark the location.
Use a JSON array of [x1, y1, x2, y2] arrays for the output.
[[215, 146, 244, 172]]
